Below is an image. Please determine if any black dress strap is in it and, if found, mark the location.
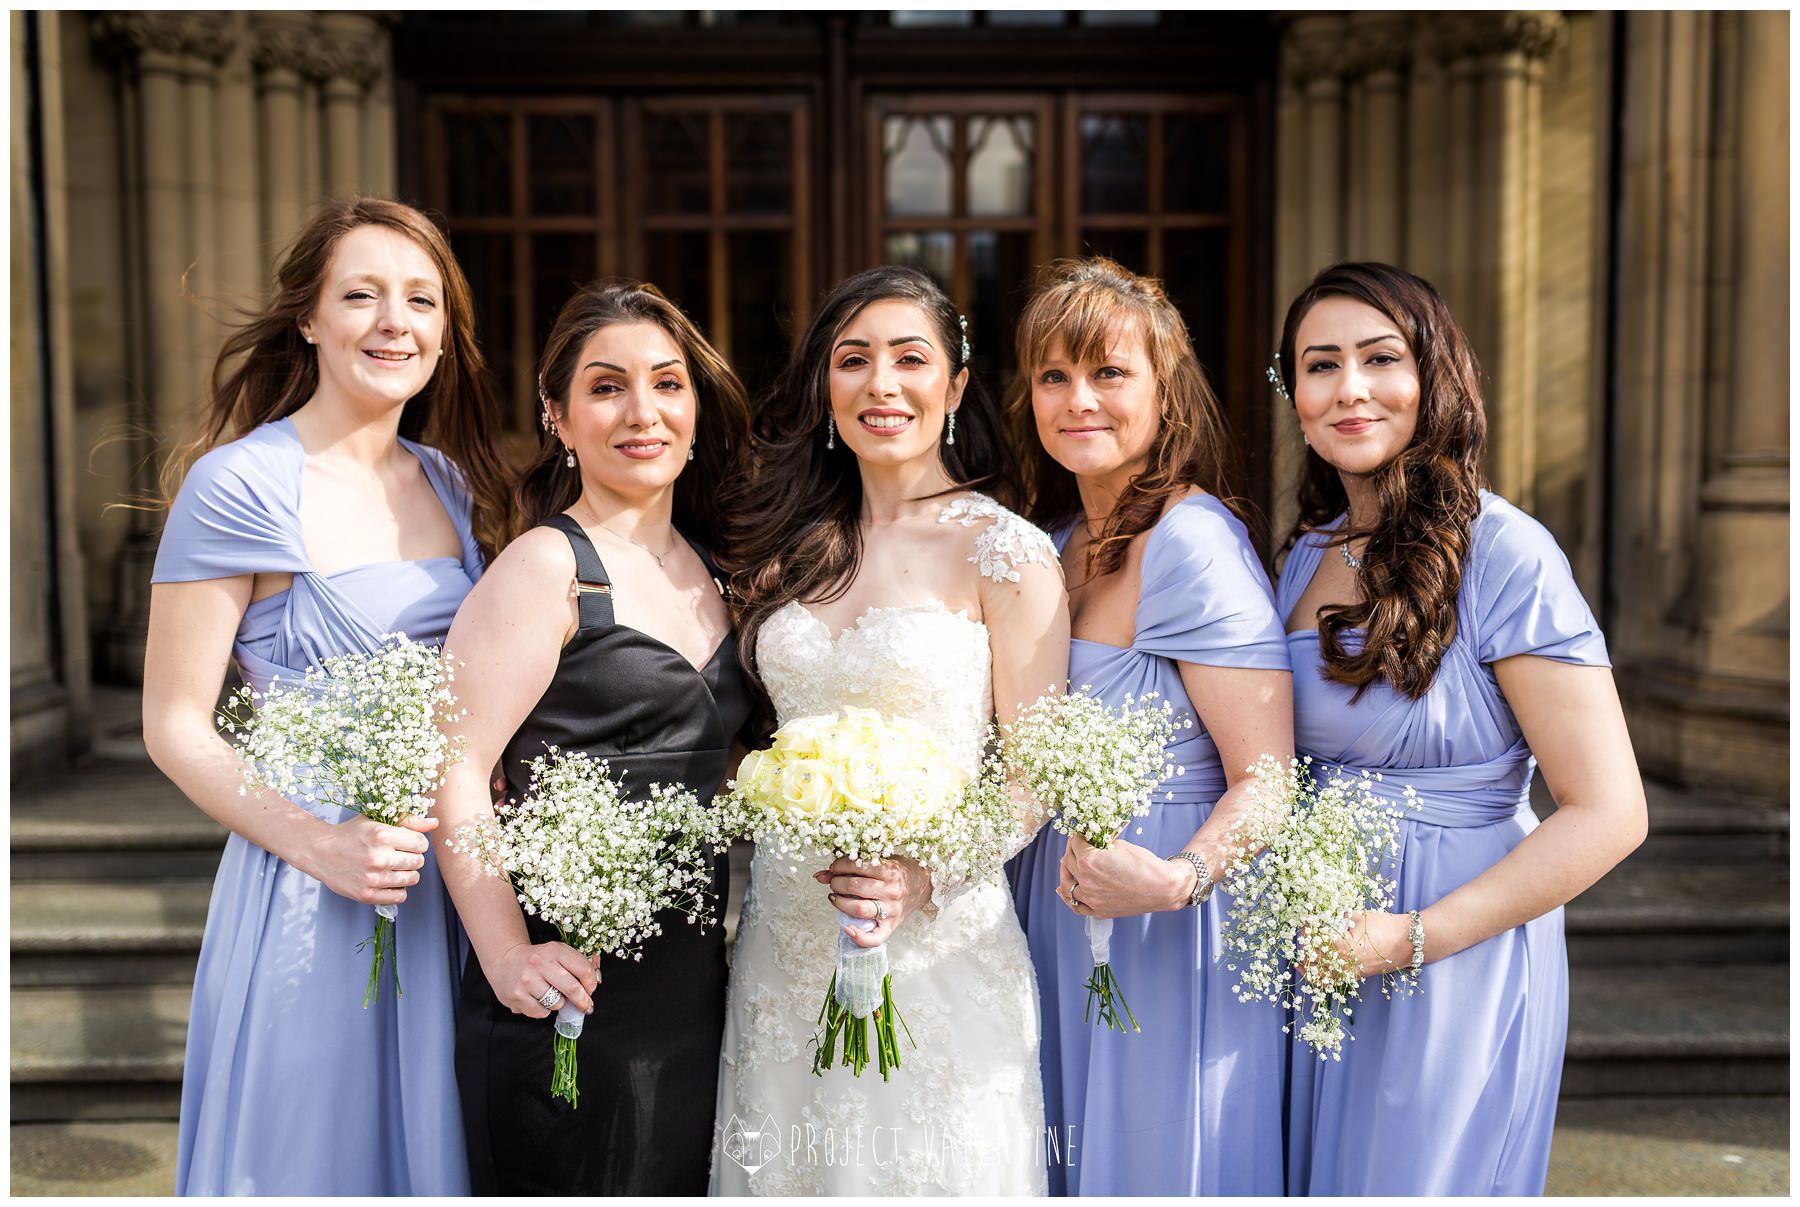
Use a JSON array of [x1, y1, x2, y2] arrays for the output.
[[543, 514, 615, 630]]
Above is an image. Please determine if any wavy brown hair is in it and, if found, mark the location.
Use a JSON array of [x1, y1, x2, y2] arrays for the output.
[[159, 196, 512, 555], [719, 265, 1014, 683], [1004, 257, 1240, 579], [518, 279, 751, 554], [1276, 261, 1488, 700]]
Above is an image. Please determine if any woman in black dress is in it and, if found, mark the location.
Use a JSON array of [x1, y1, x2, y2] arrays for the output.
[[433, 281, 754, 1194]]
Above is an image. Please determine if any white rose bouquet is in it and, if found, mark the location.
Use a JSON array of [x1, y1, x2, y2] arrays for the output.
[[717, 706, 1021, 1081], [447, 747, 723, 1107], [215, 633, 465, 1007], [1004, 689, 1182, 1034], [1218, 755, 1420, 1060]]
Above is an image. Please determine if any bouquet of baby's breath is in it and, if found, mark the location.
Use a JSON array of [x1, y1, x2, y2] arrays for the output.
[[215, 633, 465, 1007], [1004, 689, 1183, 1034], [716, 706, 1022, 1081], [447, 747, 722, 1107], [1219, 754, 1420, 1060]]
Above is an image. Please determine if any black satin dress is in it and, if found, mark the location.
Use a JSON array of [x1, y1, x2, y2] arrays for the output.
[[455, 514, 752, 1196]]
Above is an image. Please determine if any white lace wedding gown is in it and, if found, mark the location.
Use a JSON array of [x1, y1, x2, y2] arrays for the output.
[[711, 496, 1053, 1196]]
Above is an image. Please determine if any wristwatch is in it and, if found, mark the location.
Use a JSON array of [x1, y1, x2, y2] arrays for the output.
[[1169, 851, 1212, 908]]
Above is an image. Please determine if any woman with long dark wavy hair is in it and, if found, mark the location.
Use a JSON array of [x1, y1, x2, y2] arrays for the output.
[[1272, 262, 1645, 1195], [1004, 257, 1294, 1196], [143, 197, 508, 1194], [709, 266, 1069, 1195], [431, 281, 753, 1195]]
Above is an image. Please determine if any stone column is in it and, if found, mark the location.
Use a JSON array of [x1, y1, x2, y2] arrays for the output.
[[317, 14, 383, 196], [89, 13, 236, 682], [1269, 15, 1349, 543], [213, 15, 261, 307], [1609, 11, 1788, 802], [251, 12, 316, 251], [1347, 14, 1410, 262]]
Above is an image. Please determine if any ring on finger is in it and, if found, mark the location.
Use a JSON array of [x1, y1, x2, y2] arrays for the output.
[[538, 987, 563, 1010], [876, 902, 889, 922]]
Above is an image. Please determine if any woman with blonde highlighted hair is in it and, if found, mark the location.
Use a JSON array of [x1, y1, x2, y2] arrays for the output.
[[1006, 257, 1294, 1196]]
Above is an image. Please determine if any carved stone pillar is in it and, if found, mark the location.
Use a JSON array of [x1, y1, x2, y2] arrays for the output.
[[251, 12, 316, 249], [1610, 11, 1789, 802], [214, 16, 261, 308], [89, 12, 234, 682], [317, 14, 383, 196]]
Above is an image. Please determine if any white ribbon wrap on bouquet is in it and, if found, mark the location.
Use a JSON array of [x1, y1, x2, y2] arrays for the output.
[[832, 908, 888, 1018], [1086, 915, 1113, 966], [554, 999, 585, 1040], [375, 903, 398, 921]]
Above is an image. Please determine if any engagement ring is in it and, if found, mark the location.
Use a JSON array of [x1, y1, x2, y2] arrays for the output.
[[538, 987, 563, 1010]]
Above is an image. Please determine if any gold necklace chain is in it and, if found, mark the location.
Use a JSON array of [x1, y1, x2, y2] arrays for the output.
[[576, 500, 678, 567]]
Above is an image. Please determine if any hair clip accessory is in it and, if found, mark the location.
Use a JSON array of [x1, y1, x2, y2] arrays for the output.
[[958, 314, 972, 363], [1266, 352, 1292, 404]]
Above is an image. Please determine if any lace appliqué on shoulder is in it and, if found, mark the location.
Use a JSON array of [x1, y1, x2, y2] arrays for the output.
[[937, 495, 1059, 584]]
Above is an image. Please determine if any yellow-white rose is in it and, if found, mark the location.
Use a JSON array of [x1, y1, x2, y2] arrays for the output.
[[774, 755, 838, 818]]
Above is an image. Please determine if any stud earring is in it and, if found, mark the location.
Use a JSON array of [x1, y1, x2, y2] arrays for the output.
[[826, 416, 836, 450], [945, 409, 956, 446]]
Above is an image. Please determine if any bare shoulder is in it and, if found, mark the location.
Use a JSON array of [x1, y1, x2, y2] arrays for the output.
[[469, 523, 579, 608], [934, 492, 1061, 586]]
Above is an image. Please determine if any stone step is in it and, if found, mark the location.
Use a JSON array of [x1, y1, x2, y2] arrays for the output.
[[1565, 859, 1789, 964], [12, 758, 225, 881], [1534, 777, 1789, 864], [11, 984, 190, 1122], [1562, 963, 1788, 1097], [12, 880, 212, 987]]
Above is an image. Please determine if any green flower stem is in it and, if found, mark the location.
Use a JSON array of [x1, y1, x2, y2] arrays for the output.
[[551, 1031, 580, 1107], [1083, 961, 1139, 1034], [811, 972, 915, 1081], [355, 910, 401, 1008]]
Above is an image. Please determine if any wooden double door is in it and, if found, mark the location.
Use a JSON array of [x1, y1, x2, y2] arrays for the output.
[[418, 86, 1267, 502]]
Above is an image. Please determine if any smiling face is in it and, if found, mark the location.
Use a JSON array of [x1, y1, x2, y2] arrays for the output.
[[827, 298, 968, 471], [1029, 318, 1161, 484], [299, 224, 445, 413], [553, 320, 696, 501], [1291, 295, 1421, 478]]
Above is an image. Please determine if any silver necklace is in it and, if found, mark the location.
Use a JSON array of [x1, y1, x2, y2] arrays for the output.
[[580, 503, 678, 567], [1340, 540, 1364, 572]]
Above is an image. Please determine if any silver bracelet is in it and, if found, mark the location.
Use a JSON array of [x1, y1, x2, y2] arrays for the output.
[[1407, 910, 1425, 976], [1167, 851, 1212, 908]]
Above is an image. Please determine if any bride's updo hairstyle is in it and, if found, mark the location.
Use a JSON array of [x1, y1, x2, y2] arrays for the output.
[[1275, 261, 1488, 700], [719, 265, 1013, 683], [1003, 256, 1241, 579]]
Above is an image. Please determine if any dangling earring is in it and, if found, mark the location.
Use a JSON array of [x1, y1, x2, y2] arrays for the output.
[[945, 409, 956, 446], [826, 416, 836, 450], [565, 448, 576, 469], [687, 441, 696, 463], [1302, 432, 1310, 447]]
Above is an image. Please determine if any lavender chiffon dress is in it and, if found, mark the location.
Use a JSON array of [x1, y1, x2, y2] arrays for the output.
[[153, 418, 480, 1195], [1009, 494, 1292, 1195], [1277, 492, 1609, 1196]]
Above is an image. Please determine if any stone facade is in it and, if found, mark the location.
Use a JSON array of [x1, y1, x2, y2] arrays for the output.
[[11, 11, 1789, 803]]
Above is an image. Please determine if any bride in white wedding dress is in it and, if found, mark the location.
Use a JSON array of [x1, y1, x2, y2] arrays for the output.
[[711, 267, 1069, 1196]]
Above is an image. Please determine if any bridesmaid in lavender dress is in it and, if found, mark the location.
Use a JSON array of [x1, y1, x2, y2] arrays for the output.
[[1006, 258, 1293, 1196], [1270, 262, 1646, 1196], [143, 200, 510, 1195]]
